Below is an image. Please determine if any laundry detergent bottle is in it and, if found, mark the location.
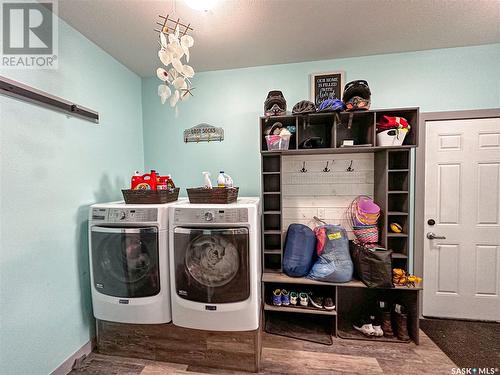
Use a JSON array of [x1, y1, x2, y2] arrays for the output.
[[217, 171, 226, 187]]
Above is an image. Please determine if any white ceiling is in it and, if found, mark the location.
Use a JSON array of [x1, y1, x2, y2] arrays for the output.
[[58, 0, 500, 77]]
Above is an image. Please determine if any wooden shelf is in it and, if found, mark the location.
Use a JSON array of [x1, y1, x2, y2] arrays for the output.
[[263, 230, 281, 235], [262, 192, 281, 195], [263, 211, 281, 214], [338, 326, 411, 343], [388, 190, 408, 194], [388, 211, 408, 216], [391, 253, 408, 259], [261, 145, 415, 156], [262, 273, 421, 290], [263, 249, 282, 254], [388, 169, 409, 172], [387, 233, 409, 237], [264, 303, 337, 316], [262, 171, 280, 175]]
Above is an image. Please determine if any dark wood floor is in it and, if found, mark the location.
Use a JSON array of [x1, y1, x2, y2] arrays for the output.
[[69, 330, 455, 374]]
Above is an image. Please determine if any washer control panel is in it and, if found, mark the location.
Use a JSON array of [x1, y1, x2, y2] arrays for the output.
[[91, 207, 157, 222], [174, 207, 248, 224]]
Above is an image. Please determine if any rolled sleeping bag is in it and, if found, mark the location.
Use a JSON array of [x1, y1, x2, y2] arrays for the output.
[[283, 224, 316, 277]]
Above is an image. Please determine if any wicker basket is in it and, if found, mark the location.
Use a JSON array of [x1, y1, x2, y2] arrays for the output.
[[353, 225, 379, 244], [122, 188, 180, 204], [186, 187, 239, 204]]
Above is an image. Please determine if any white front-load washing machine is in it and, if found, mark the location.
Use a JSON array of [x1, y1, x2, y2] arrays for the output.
[[89, 200, 183, 324], [169, 198, 261, 331]]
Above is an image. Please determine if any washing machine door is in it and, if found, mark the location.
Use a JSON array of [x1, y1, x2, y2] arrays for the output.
[[91, 226, 160, 298], [174, 227, 250, 303]]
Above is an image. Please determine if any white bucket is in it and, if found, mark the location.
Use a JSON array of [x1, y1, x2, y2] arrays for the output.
[[376, 129, 408, 147]]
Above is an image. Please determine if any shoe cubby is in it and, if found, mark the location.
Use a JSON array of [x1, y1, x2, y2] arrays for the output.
[[265, 311, 336, 344], [387, 236, 408, 255], [263, 194, 281, 212], [264, 233, 282, 253], [264, 213, 281, 232], [263, 174, 280, 192], [376, 109, 418, 146], [387, 193, 409, 212], [388, 150, 409, 170], [337, 286, 419, 344], [336, 112, 375, 148], [387, 214, 408, 235], [263, 253, 282, 273], [263, 282, 336, 316], [388, 171, 409, 191], [297, 113, 335, 149], [262, 154, 281, 172]]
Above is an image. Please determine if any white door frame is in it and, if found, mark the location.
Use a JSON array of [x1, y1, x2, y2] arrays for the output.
[[415, 108, 500, 318]]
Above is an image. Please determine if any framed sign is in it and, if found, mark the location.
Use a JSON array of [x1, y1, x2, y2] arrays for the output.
[[310, 71, 345, 107], [184, 123, 224, 143]]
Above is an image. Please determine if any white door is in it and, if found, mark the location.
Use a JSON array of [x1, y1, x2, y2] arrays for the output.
[[424, 118, 500, 321]]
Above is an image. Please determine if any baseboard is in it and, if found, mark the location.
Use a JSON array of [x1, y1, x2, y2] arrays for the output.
[[50, 339, 95, 375]]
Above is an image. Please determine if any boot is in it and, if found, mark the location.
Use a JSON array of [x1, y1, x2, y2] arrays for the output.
[[380, 311, 394, 337], [393, 306, 410, 341], [377, 301, 394, 337]]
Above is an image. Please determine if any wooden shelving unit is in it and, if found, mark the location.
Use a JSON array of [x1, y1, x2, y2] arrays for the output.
[[259, 107, 421, 345]]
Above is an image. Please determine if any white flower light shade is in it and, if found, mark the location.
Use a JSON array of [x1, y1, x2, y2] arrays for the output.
[[156, 28, 195, 108]]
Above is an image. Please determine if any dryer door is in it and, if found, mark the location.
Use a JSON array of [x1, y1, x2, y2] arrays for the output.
[[91, 226, 160, 298], [174, 227, 250, 303]]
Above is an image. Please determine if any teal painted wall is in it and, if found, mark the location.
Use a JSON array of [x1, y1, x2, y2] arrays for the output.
[[0, 18, 144, 375], [142, 43, 500, 196]]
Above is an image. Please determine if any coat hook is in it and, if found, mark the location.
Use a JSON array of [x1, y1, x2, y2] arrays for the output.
[[323, 161, 330, 172], [300, 161, 307, 173], [346, 160, 354, 172]]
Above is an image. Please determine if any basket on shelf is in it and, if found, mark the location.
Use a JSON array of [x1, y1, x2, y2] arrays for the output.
[[352, 225, 379, 244], [347, 195, 381, 244], [186, 187, 239, 204], [122, 188, 180, 204]]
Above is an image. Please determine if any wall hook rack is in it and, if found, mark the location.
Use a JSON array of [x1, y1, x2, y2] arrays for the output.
[[0, 76, 99, 123], [323, 161, 331, 172], [300, 161, 307, 173], [346, 160, 354, 172]]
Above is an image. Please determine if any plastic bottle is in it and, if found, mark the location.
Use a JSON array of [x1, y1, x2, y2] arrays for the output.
[[202, 171, 212, 189], [223, 173, 233, 188], [217, 171, 226, 188]]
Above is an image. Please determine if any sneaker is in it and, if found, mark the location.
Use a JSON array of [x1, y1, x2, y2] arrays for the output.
[[370, 315, 384, 337], [281, 289, 290, 306], [299, 292, 309, 307], [323, 297, 335, 311], [272, 289, 282, 306], [353, 317, 376, 336], [309, 294, 324, 309], [289, 291, 298, 306]]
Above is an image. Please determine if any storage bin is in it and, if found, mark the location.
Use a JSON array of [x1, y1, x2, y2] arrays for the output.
[[266, 134, 290, 150], [376, 129, 408, 146], [122, 188, 180, 204]]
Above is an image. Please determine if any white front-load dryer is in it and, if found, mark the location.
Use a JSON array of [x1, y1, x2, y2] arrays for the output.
[[89, 200, 184, 324], [169, 197, 261, 331]]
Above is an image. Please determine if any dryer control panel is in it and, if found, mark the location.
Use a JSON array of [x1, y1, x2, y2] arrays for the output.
[[91, 207, 158, 222], [173, 207, 248, 223]]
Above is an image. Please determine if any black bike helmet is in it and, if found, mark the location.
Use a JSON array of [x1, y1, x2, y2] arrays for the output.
[[342, 80, 371, 111], [292, 100, 316, 115], [264, 90, 287, 116]]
